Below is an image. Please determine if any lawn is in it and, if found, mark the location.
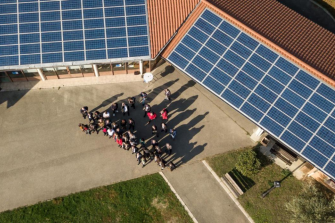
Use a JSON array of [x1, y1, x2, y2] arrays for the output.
[[0, 174, 192, 223], [206, 145, 304, 223]]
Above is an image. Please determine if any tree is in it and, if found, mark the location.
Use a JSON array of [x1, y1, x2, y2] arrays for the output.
[[235, 150, 261, 177], [285, 183, 335, 223]]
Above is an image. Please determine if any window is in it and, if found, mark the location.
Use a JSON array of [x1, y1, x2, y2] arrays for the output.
[[112, 63, 125, 71], [0, 72, 11, 83], [7, 71, 25, 78], [23, 69, 39, 77], [55, 67, 68, 75], [43, 67, 57, 76], [69, 66, 82, 74], [97, 63, 111, 72], [81, 65, 93, 73], [127, 61, 139, 70]]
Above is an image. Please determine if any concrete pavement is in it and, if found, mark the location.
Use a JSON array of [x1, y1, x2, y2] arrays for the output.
[[0, 62, 256, 216], [162, 161, 249, 223]]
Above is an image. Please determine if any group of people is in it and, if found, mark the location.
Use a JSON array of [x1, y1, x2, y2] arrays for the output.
[[78, 89, 176, 171]]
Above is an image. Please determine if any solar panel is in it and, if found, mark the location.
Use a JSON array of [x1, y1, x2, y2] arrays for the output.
[[0, 0, 150, 67], [167, 8, 335, 180]]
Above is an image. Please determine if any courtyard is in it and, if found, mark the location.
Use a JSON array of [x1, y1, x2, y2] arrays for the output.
[[0, 62, 255, 213]]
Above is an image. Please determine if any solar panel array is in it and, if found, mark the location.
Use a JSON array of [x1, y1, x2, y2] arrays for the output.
[[167, 9, 335, 179], [0, 0, 150, 67]]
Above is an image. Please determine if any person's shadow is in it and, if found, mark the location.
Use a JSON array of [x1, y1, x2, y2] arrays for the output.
[[170, 80, 196, 100], [90, 93, 124, 113]]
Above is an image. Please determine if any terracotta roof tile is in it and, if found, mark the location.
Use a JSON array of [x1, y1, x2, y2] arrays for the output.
[[162, 0, 335, 87], [147, 0, 200, 58], [207, 0, 335, 81]]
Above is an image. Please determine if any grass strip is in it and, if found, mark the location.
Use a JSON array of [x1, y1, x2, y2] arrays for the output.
[[0, 174, 193, 223]]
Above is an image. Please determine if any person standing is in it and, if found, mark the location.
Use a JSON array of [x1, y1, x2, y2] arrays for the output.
[[120, 119, 127, 130], [136, 152, 142, 165], [147, 111, 157, 124], [128, 97, 136, 109], [169, 128, 176, 140], [80, 106, 88, 119], [121, 103, 130, 116], [131, 145, 138, 154], [166, 143, 172, 156], [140, 92, 147, 106], [103, 111, 110, 120], [164, 89, 171, 101], [128, 118, 135, 131], [87, 112, 94, 123], [111, 103, 118, 116], [160, 108, 168, 121], [169, 162, 176, 171], [161, 122, 168, 133], [143, 103, 151, 117], [107, 128, 115, 138], [141, 155, 146, 168], [152, 125, 159, 137], [93, 111, 101, 120], [160, 158, 166, 170]]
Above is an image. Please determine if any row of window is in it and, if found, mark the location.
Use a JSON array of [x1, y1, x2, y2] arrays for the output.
[[0, 61, 150, 82]]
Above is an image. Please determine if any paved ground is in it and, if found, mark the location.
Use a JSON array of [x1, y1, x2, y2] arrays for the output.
[[0, 62, 255, 217], [163, 162, 249, 223], [278, 0, 335, 33]]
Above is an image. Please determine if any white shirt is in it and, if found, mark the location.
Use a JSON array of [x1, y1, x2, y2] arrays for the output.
[[107, 129, 114, 136], [124, 105, 128, 112], [103, 112, 110, 118]]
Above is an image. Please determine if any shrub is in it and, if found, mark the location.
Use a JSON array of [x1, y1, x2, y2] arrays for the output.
[[235, 150, 261, 177], [285, 183, 335, 223]]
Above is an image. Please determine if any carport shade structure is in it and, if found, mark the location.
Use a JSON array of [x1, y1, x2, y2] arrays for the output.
[[163, 3, 335, 180]]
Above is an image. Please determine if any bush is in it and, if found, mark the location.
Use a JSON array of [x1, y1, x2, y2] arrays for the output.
[[235, 150, 261, 177], [285, 182, 335, 223]]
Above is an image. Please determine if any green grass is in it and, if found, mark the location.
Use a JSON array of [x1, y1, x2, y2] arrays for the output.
[[0, 174, 192, 223], [206, 146, 304, 223]]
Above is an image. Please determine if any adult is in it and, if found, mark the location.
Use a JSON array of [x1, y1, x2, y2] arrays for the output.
[[169, 162, 176, 171], [160, 108, 168, 121], [121, 103, 130, 116], [152, 125, 159, 137], [147, 111, 157, 124], [161, 122, 168, 133], [93, 111, 101, 120], [169, 128, 176, 140], [143, 103, 151, 117], [110, 103, 118, 116], [103, 111, 110, 119], [120, 119, 127, 130], [107, 128, 115, 139], [80, 106, 88, 119], [128, 97, 136, 109], [128, 118, 135, 131], [164, 89, 171, 101], [166, 143, 172, 155], [87, 112, 94, 123], [140, 92, 148, 106]]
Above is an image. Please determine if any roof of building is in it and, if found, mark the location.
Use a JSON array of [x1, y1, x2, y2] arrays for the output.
[[162, 0, 335, 88], [147, 0, 200, 58], [0, 0, 151, 70]]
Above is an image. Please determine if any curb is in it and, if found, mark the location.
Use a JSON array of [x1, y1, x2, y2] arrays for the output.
[[202, 160, 255, 223], [159, 172, 198, 223]]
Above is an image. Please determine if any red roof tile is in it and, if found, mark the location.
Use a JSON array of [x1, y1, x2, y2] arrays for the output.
[[162, 0, 335, 87], [147, 0, 200, 58]]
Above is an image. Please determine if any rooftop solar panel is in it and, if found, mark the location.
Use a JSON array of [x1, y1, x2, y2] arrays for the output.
[[0, 0, 150, 68], [167, 8, 335, 180]]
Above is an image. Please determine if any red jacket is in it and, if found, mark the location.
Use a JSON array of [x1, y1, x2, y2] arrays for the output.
[[161, 111, 168, 120], [116, 138, 123, 146], [147, 112, 157, 120]]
